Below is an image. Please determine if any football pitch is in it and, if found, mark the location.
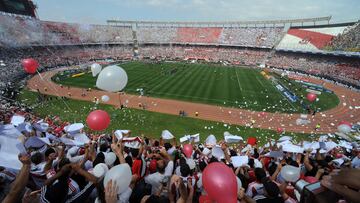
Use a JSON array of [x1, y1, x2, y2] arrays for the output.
[[55, 61, 339, 113]]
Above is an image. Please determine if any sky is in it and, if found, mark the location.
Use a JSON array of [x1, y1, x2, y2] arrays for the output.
[[32, 0, 360, 24]]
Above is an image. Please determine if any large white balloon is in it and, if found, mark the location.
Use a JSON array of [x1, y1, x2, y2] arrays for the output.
[[280, 165, 300, 182], [103, 164, 132, 194], [91, 63, 102, 77], [338, 124, 351, 134], [101, 95, 110, 102], [96, 65, 128, 92]]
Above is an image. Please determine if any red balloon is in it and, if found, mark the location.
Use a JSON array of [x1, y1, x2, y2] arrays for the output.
[[86, 110, 110, 131], [247, 137, 257, 146], [339, 121, 352, 128], [182, 144, 193, 158], [306, 93, 317, 102], [22, 58, 39, 74], [203, 162, 237, 203], [199, 195, 214, 203], [277, 127, 283, 134]]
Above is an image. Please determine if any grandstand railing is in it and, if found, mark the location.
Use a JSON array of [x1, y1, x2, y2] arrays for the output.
[[107, 16, 332, 28]]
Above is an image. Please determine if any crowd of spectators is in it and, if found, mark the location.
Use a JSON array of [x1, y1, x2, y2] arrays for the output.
[[0, 100, 360, 203], [136, 26, 284, 48], [2, 11, 360, 53], [267, 52, 360, 87], [219, 27, 284, 48], [329, 22, 360, 52], [0, 12, 133, 47], [138, 45, 268, 66], [1, 12, 284, 48], [137, 27, 178, 44]]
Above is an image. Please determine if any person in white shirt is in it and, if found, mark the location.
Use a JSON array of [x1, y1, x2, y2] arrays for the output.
[[246, 168, 266, 200], [144, 159, 167, 195], [351, 151, 360, 168]]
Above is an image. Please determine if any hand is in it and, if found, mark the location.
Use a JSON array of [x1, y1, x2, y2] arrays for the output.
[[296, 153, 302, 164], [48, 153, 57, 160], [171, 175, 182, 189], [131, 174, 139, 184], [317, 168, 325, 175], [321, 168, 360, 203], [220, 141, 228, 151], [22, 189, 41, 203], [187, 178, 193, 191], [159, 148, 168, 157], [18, 154, 31, 165], [105, 180, 118, 203], [280, 159, 287, 166], [278, 182, 287, 195], [111, 139, 123, 155], [305, 148, 313, 153], [237, 187, 245, 200]]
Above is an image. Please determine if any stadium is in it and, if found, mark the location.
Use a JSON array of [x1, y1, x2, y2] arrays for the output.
[[0, 0, 360, 203]]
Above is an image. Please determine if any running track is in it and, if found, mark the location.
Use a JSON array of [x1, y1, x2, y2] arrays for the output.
[[27, 68, 360, 134]]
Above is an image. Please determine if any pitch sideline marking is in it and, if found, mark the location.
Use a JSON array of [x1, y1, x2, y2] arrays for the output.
[[234, 68, 243, 91]]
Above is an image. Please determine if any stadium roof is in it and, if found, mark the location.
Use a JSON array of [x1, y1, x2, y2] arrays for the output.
[[107, 16, 332, 27]]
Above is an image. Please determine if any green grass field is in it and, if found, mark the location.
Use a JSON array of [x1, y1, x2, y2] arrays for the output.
[[18, 90, 314, 145], [54, 61, 339, 113]]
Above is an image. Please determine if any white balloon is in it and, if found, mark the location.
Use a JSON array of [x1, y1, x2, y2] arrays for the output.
[[101, 95, 110, 102], [280, 165, 300, 182], [93, 163, 108, 178], [103, 164, 132, 194], [96, 65, 128, 92], [337, 124, 351, 134], [91, 63, 102, 77], [104, 152, 117, 167]]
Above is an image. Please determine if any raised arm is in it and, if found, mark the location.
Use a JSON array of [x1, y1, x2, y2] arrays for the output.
[[3, 154, 31, 203], [304, 149, 314, 171], [111, 135, 125, 164], [221, 141, 231, 163], [71, 163, 98, 184]]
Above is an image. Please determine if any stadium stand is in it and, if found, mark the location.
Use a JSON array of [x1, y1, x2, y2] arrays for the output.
[[136, 26, 284, 47], [329, 22, 360, 52], [0, 12, 133, 46], [138, 45, 268, 65], [1, 11, 359, 88], [176, 27, 223, 44], [267, 52, 360, 87], [277, 22, 360, 52], [137, 27, 177, 43], [219, 27, 284, 48]]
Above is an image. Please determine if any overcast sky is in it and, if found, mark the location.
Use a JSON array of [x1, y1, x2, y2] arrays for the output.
[[33, 0, 360, 24]]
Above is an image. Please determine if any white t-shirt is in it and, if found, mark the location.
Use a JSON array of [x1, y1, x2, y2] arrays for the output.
[[164, 161, 174, 176], [181, 176, 196, 187], [144, 172, 165, 195], [352, 156, 360, 168], [246, 181, 264, 199]]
